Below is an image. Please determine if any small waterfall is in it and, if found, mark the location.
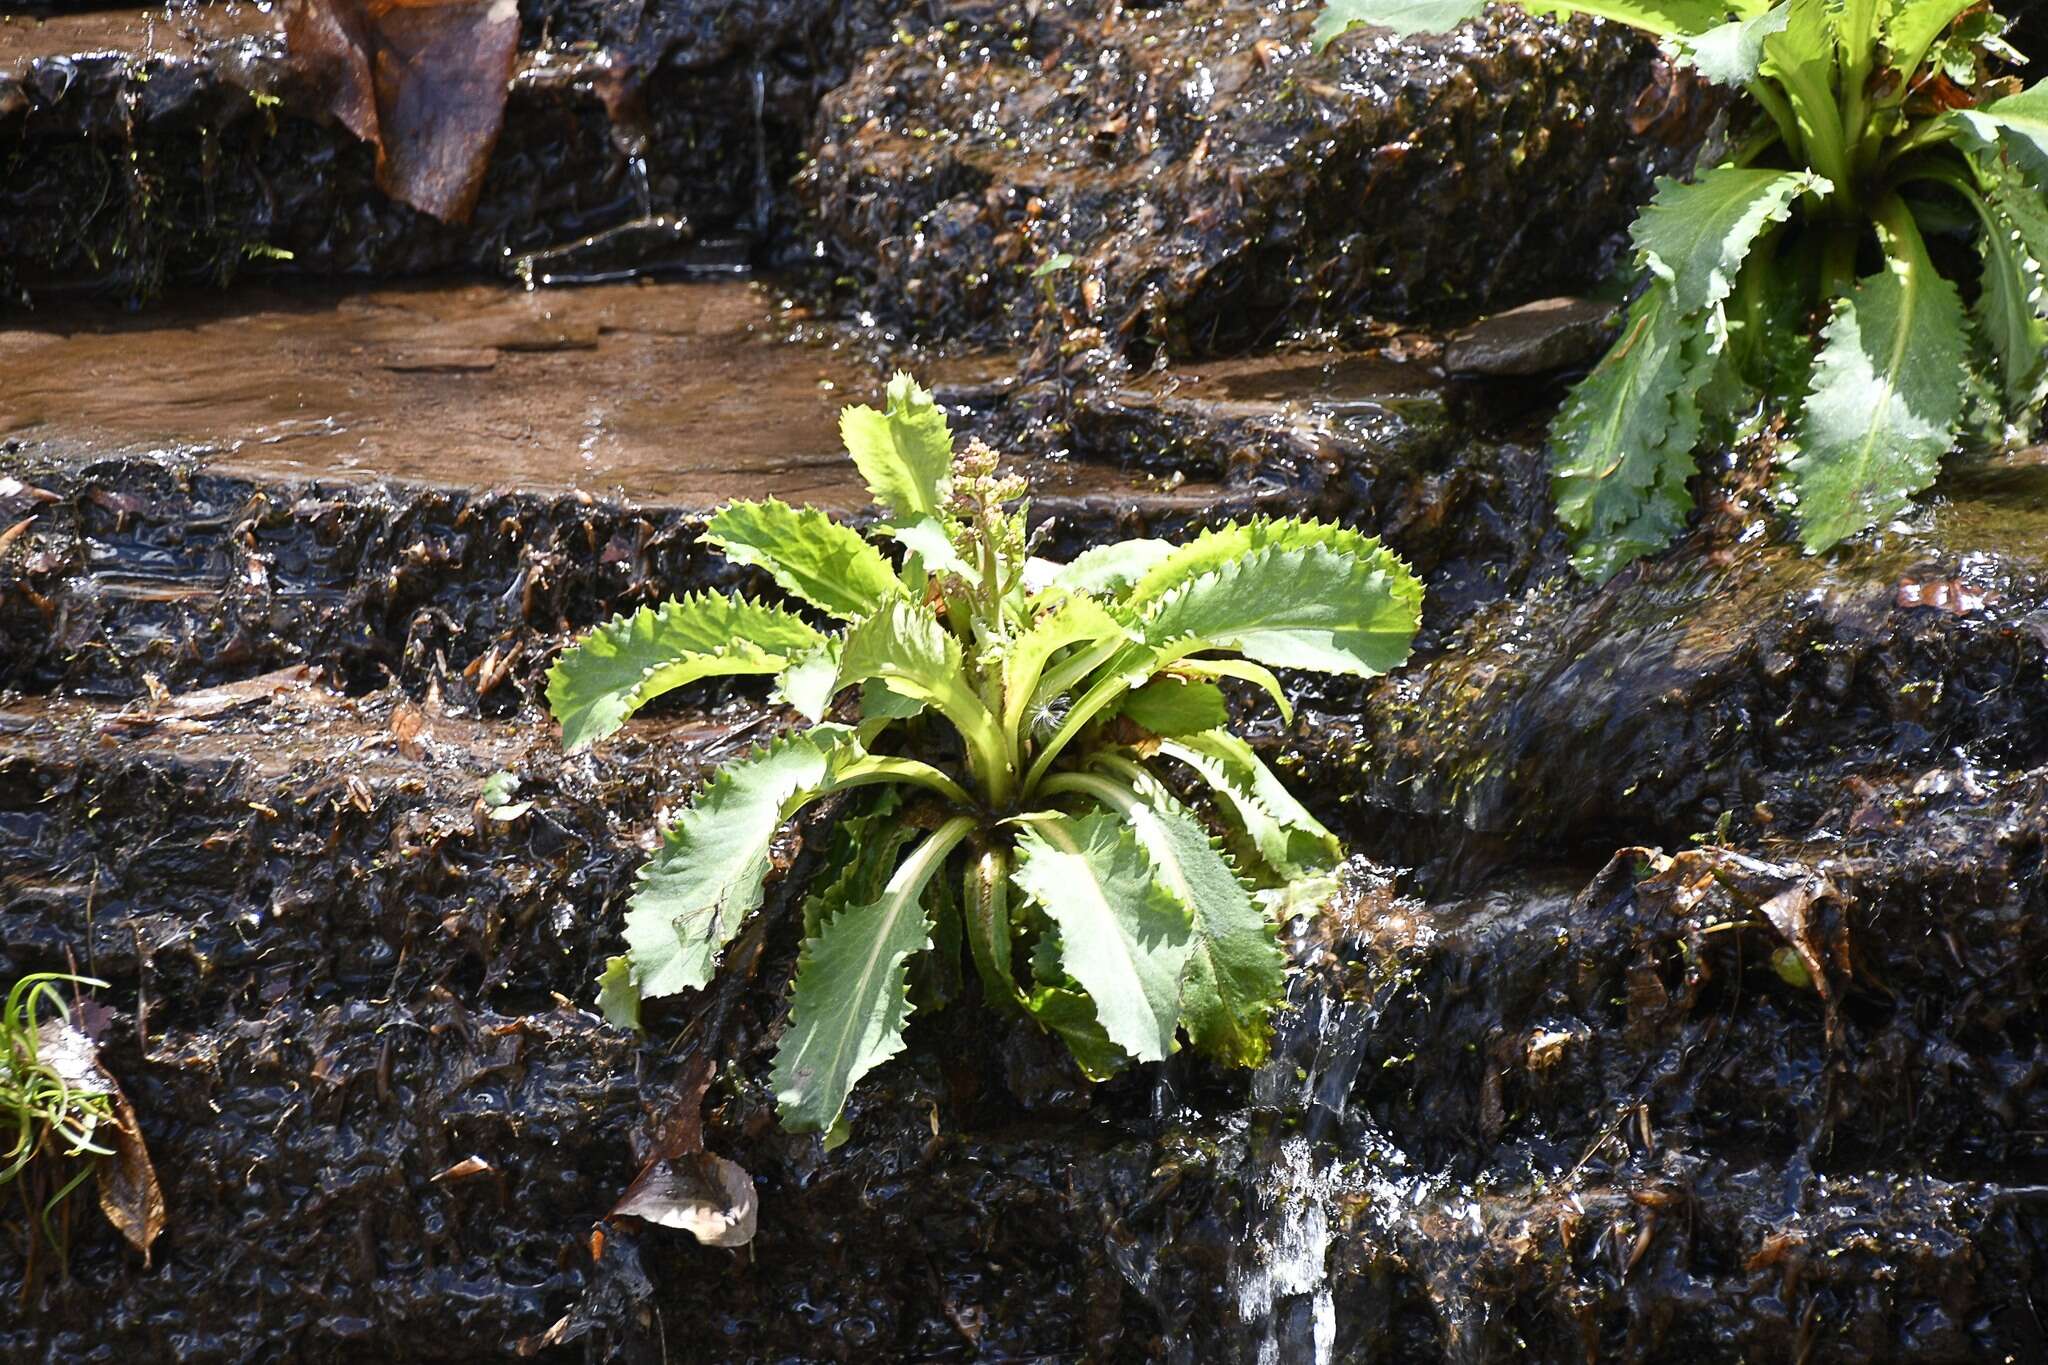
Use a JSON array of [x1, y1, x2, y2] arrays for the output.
[[1235, 1133, 1340, 1365], [747, 65, 775, 238]]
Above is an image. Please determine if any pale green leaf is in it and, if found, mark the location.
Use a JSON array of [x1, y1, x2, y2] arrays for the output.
[[1046, 539, 1176, 598], [839, 372, 953, 522], [704, 499, 904, 620], [1789, 212, 1967, 551], [548, 594, 824, 751], [1140, 541, 1422, 679], [1069, 765, 1285, 1068], [889, 516, 979, 584], [830, 601, 1007, 780], [595, 955, 641, 1032], [624, 726, 858, 997], [1010, 812, 1192, 1063], [1117, 678, 1230, 737], [1522, 0, 1730, 36], [1882, 0, 1979, 82], [1157, 731, 1341, 879], [1679, 4, 1787, 85], [1311, 0, 1487, 44], [1124, 518, 1399, 615], [1631, 168, 1828, 316], [1166, 657, 1295, 723], [1001, 593, 1130, 736], [772, 816, 977, 1135], [1549, 277, 1710, 582], [1761, 0, 1853, 189]]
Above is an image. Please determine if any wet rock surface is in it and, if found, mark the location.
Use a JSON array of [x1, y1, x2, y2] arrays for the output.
[[802, 0, 1684, 357]]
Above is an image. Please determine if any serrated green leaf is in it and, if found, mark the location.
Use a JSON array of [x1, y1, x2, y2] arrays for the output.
[[704, 499, 904, 620], [1140, 541, 1422, 679], [1046, 539, 1176, 598], [1117, 678, 1230, 737], [799, 788, 918, 940], [772, 816, 977, 1136], [1068, 764, 1285, 1068], [1124, 518, 1402, 616], [1969, 192, 2048, 411], [1789, 209, 1967, 551], [1679, 4, 1787, 85], [890, 516, 979, 584], [840, 372, 953, 522], [596, 955, 641, 1032], [1982, 157, 2048, 273], [1311, 0, 1487, 44], [1166, 657, 1295, 723], [1022, 985, 1130, 1080], [1522, 0, 1730, 36], [1631, 168, 1828, 316], [1157, 731, 1340, 879], [548, 594, 825, 751], [1002, 593, 1130, 736], [1883, 0, 1980, 83], [624, 725, 858, 997], [1010, 812, 1192, 1062], [1549, 277, 1710, 582]]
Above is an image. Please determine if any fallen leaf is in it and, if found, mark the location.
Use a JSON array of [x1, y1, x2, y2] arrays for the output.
[[37, 1018, 165, 1264], [610, 1152, 757, 1247], [284, 0, 521, 222]]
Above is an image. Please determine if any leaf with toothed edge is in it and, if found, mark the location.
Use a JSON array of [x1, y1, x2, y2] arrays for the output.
[[1157, 730, 1340, 880], [1010, 812, 1192, 1063], [1140, 542, 1421, 679], [1788, 215, 1967, 552], [772, 816, 976, 1137], [547, 594, 823, 751], [623, 725, 859, 999], [704, 499, 904, 620], [839, 372, 953, 522]]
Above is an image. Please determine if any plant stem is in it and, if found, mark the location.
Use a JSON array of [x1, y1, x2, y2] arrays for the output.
[[963, 843, 1020, 1012]]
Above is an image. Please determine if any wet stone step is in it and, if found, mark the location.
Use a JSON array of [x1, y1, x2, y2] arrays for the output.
[[5, 689, 2044, 1361], [1284, 449, 2048, 881], [0, 0, 900, 302], [802, 0, 1692, 355], [0, 277, 1576, 698]]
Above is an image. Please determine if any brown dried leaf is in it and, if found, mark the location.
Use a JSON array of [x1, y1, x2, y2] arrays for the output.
[[610, 1152, 757, 1247], [37, 1018, 166, 1263], [284, 0, 520, 223]]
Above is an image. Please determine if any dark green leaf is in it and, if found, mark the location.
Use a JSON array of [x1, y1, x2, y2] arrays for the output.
[[1117, 678, 1230, 738], [1630, 168, 1828, 316]]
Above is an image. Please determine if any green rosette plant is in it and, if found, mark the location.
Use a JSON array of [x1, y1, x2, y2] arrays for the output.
[[548, 375, 1422, 1143], [1321, 0, 2048, 577]]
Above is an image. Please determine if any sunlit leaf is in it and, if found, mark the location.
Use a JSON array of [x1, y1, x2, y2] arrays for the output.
[[1073, 764, 1285, 1067], [1010, 812, 1192, 1062], [1047, 539, 1176, 597], [1002, 593, 1130, 735], [772, 816, 977, 1136], [596, 955, 642, 1032], [1157, 730, 1341, 879], [704, 498, 904, 619], [1678, 4, 1787, 85], [839, 372, 953, 522], [1788, 212, 1966, 551], [1311, 0, 1487, 43], [547, 594, 824, 751], [1140, 541, 1422, 679]]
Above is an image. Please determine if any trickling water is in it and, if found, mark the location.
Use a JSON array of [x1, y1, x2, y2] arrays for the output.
[[1235, 1134, 1339, 1365], [748, 64, 775, 237]]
